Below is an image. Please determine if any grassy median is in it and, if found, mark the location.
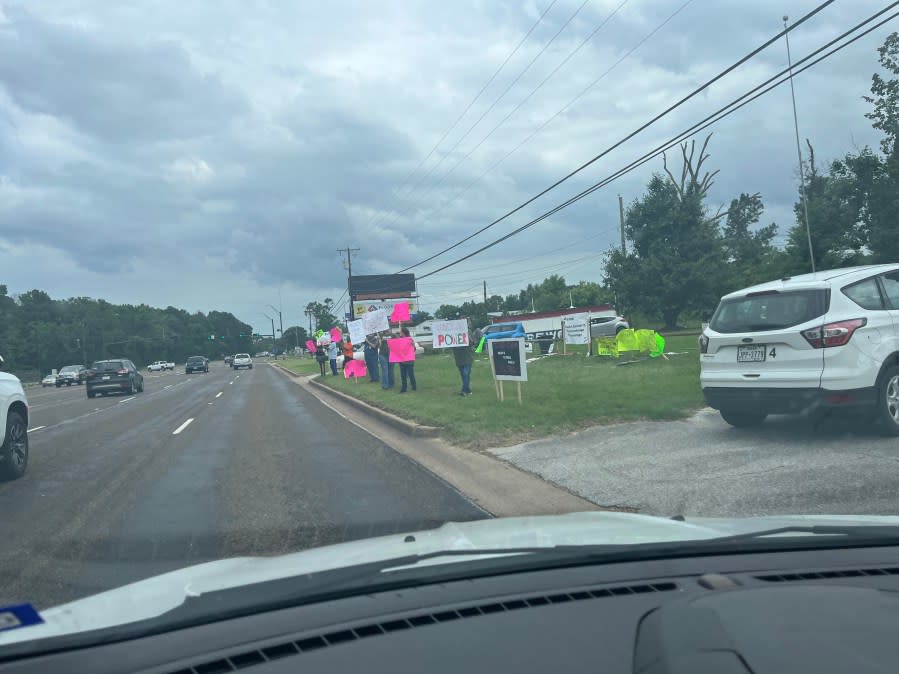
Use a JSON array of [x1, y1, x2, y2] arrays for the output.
[[282, 336, 703, 449]]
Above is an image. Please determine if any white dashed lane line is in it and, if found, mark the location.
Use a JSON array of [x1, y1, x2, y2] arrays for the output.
[[163, 385, 173, 390], [27, 426, 46, 433], [229, 381, 234, 385], [118, 397, 135, 404], [172, 418, 194, 435], [215, 392, 222, 398]]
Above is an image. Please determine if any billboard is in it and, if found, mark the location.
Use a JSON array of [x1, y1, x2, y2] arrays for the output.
[[352, 298, 418, 320], [350, 274, 416, 298]]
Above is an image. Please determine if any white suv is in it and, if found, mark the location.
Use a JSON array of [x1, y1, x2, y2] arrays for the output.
[[700, 264, 899, 433], [0, 355, 29, 480], [232, 353, 253, 370]]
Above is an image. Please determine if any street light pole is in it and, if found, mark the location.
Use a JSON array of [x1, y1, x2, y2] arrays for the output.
[[267, 304, 283, 338], [783, 15, 815, 273]]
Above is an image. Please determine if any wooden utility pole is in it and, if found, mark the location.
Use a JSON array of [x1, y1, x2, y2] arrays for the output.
[[483, 280, 487, 304], [618, 194, 626, 254], [338, 247, 360, 321]]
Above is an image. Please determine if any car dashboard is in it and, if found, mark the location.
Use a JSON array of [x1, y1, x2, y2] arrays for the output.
[[3, 544, 899, 673]]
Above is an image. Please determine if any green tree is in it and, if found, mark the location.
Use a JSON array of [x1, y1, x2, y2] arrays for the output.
[[305, 299, 337, 331], [605, 136, 729, 328], [721, 193, 784, 286]]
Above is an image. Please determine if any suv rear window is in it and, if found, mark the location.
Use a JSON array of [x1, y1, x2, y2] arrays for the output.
[[187, 357, 205, 364], [710, 289, 829, 333], [91, 361, 124, 371], [235, 354, 250, 358], [59, 365, 82, 373]]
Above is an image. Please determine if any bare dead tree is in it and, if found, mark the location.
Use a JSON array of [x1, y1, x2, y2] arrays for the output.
[[662, 133, 720, 200]]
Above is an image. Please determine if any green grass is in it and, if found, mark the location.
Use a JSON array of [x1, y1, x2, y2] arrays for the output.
[[286, 336, 703, 449], [276, 356, 322, 376]]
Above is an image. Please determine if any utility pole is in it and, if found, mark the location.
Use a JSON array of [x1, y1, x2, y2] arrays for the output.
[[267, 304, 283, 340], [304, 308, 313, 335], [618, 194, 627, 254], [783, 15, 815, 273], [483, 280, 487, 305], [338, 247, 360, 322]]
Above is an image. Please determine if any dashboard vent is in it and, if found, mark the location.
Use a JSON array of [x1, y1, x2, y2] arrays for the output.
[[756, 566, 899, 582], [168, 581, 677, 673]]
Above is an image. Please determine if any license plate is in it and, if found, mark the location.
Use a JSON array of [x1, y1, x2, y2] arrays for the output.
[[102, 375, 110, 380], [737, 344, 766, 363]]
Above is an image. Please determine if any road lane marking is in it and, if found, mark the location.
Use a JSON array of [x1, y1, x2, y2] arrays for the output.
[[119, 397, 135, 403], [215, 392, 222, 398], [229, 381, 234, 385], [27, 426, 46, 432], [163, 385, 173, 390], [236, 375, 240, 379], [172, 418, 194, 435], [208, 402, 213, 405]]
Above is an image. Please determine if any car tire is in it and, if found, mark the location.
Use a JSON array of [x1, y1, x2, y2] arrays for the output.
[[55, 383, 61, 388], [130, 380, 137, 395], [719, 408, 767, 428], [0, 410, 28, 481], [876, 366, 899, 436]]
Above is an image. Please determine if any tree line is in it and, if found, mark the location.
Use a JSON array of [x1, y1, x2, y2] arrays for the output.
[[604, 32, 899, 328], [0, 286, 254, 380]]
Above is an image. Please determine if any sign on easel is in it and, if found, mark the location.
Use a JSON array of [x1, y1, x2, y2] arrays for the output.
[[488, 338, 527, 404]]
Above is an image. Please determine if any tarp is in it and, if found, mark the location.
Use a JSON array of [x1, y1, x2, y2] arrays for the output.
[[388, 337, 416, 363]]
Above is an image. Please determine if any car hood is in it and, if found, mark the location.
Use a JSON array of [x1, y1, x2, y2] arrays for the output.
[[4, 511, 899, 644]]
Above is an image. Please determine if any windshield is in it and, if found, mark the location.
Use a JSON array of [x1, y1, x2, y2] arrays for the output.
[[710, 289, 830, 333], [2, 0, 899, 653]]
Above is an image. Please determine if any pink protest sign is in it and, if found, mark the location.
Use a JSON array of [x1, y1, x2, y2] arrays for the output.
[[344, 359, 367, 379], [330, 327, 342, 343], [388, 337, 416, 363], [389, 302, 411, 323], [306, 340, 316, 352]]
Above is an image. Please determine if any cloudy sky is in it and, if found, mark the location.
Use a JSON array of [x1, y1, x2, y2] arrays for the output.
[[0, 1, 894, 333]]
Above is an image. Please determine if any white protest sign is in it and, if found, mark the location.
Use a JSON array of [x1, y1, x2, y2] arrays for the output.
[[563, 313, 590, 345], [347, 319, 367, 345], [431, 319, 469, 349], [363, 309, 389, 335]]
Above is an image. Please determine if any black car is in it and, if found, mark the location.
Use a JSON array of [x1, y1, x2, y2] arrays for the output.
[[56, 364, 87, 386], [185, 356, 209, 374], [85, 360, 144, 398], [223, 355, 234, 366]]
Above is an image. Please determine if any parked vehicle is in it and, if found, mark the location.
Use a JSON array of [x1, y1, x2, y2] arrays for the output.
[[56, 364, 87, 386], [232, 354, 253, 370], [700, 264, 899, 432], [185, 356, 209, 374], [85, 360, 144, 398], [147, 360, 175, 372], [41, 373, 57, 387], [0, 354, 29, 481], [589, 315, 629, 338]]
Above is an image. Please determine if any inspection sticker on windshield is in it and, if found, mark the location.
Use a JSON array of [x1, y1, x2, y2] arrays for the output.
[[0, 604, 44, 632]]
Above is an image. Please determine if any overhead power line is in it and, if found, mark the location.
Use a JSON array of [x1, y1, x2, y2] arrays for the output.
[[398, 0, 836, 274], [376, 0, 631, 232], [371, 0, 591, 231], [416, 2, 899, 280], [364, 0, 560, 231]]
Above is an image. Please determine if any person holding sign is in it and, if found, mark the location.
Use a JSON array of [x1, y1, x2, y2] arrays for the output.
[[389, 327, 417, 393], [327, 339, 338, 376], [364, 332, 380, 383], [378, 331, 394, 389], [453, 318, 475, 396], [315, 343, 327, 376]]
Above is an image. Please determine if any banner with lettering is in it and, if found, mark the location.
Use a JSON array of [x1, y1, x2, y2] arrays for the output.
[[431, 320, 469, 349], [363, 309, 389, 335]]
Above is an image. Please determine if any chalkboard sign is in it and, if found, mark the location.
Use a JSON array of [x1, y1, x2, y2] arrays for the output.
[[489, 338, 528, 381]]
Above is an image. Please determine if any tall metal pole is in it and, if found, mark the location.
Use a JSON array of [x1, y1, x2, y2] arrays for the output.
[[618, 194, 627, 254], [783, 15, 815, 273]]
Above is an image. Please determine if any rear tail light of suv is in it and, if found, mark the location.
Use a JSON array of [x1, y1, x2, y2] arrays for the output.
[[801, 318, 867, 349]]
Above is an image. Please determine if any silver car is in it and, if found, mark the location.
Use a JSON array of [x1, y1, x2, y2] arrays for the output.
[[590, 315, 629, 338]]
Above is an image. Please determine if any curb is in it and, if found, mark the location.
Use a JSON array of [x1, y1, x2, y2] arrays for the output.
[[273, 364, 440, 438]]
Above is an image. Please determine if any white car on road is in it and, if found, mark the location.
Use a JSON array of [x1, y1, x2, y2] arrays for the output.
[[700, 264, 899, 432], [147, 360, 175, 372], [0, 355, 29, 481], [232, 353, 253, 370]]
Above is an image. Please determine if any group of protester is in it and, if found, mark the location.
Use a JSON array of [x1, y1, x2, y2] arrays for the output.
[[314, 319, 481, 397]]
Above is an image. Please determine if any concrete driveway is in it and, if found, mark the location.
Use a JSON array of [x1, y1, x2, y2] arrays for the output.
[[489, 409, 899, 518]]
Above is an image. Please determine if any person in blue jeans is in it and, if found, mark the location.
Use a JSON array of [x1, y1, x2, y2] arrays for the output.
[[453, 319, 475, 396], [364, 333, 380, 383], [327, 339, 338, 376], [378, 331, 394, 389]]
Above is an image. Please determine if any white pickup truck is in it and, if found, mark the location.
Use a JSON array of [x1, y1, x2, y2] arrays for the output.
[[147, 360, 175, 372]]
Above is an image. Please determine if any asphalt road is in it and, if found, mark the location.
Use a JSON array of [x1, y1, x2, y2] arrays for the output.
[[0, 364, 486, 609], [492, 409, 899, 518]]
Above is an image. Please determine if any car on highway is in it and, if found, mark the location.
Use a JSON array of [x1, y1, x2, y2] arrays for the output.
[[56, 364, 87, 386], [223, 355, 234, 366], [232, 353, 253, 370], [185, 356, 209, 374], [700, 264, 899, 431], [41, 373, 57, 387], [0, 354, 29, 481], [147, 360, 175, 372], [85, 359, 145, 398], [589, 315, 629, 338]]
